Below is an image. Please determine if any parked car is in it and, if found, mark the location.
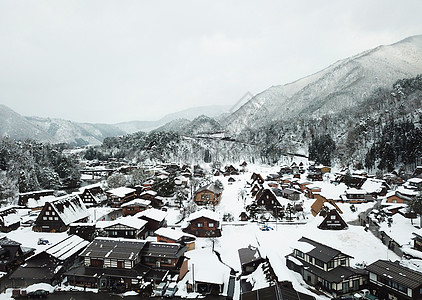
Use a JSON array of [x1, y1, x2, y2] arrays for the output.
[[164, 282, 178, 298], [153, 282, 168, 297], [26, 289, 49, 298]]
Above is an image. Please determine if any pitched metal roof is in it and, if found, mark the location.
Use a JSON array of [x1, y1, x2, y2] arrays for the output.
[[80, 238, 146, 261], [366, 260, 422, 289], [238, 245, 263, 266], [298, 237, 352, 263], [141, 242, 187, 259]]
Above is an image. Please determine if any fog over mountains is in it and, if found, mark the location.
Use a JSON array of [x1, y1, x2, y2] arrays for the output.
[[1, 35, 422, 146]]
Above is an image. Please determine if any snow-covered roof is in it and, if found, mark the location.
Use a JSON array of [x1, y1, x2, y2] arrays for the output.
[[346, 188, 366, 195], [107, 186, 136, 197], [361, 178, 386, 194], [185, 248, 230, 286], [155, 227, 196, 241], [103, 216, 148, 230], [121, 199, 151, 207], [0, 206, 20, 227], [290, 240, 316, 253], [396, 187, 418, 197], [408, 177, 422, 184], [45, 234, 89, 261], [27, 195, 56, 209], [48, 194, 90, 226], [80, 237, 146, 260], [79, 182, 103, 192], [186, 209, 221, 222], [136, 208, 167, 222], [140, 190, 157, 197]]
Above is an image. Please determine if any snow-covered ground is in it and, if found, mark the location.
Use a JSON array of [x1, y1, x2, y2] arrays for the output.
[[0, 164, 420, 300]]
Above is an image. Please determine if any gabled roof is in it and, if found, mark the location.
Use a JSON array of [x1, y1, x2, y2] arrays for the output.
[[366, 260, 422, 289], [238, 245, 263, 265], [45, 235, 89, 261], [141, 242, 187, 259], [47, 194, 90, 226], [0, 206, 20, 227], [297, 237, 352, 263], [186, 210, 220, 222], [195, 182, 224, 195], [103, 216, 148, 230], [106, 187, 136, 198], [121, 198, 151, 208], [136, 208, 167, 222], [154, 227, 196, 242], [80, 237, 146, 260]]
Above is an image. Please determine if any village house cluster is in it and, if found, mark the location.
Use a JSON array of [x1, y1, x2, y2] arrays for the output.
[[0, 159, 421, 300]]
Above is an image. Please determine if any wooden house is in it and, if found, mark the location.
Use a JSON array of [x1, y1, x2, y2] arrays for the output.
[[33, 194, 90, 233], [18, 190, 54, 207], [155, 227, 196, 251], [318, 209, 348, 230], [228, 177, 236, 184], [386, 190, 414, 204], [78, 183, 107, 207], [412, 228, 422, 252], [239, 211, 249, 221], [99, 216, 148, 240], [121, 199, 151, 216], [66, 237, 149, 291], [0, 206, 20, 233], [404, 177, 422, 190], [279, 165, 293, 175], [366, 260, 422, 300], [106, 187, 136, 207], [341, 188, 374, 203], [10, 235, 88, 288], [305, 186, 322, 199], [255, 189, 281, 210], [286, 237, 367, 296], [361, 178, 390, 198], [251, 173, 264, 185], [280, 188, 301, 201], [136, 208, 167, 237], [0, 237, 35, 273], [238, 245, 265, 275], [250, 184, 262, 197], [193, 182, 223, 206], [310, 196, 343, 217], [141, 242, 188, 280], [224, 165, 239, 176], [182, 210, 221, 237], [69, 223, 96, 241]]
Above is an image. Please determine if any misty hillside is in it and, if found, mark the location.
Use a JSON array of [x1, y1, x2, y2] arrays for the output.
[[154, 115, 224, 136], [115, 105, 230, 134], [0, 105, 125, 146], [224, 35, 422, 134]]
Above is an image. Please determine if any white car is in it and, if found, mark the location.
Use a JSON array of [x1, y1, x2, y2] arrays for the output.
[[164, 282, 178, 298], [154, 282, 168, 297]]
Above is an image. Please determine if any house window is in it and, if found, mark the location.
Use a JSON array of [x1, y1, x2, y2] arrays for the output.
[[48, 207, 51, 210], [328, 261, 334, 269], [43, 217, 47, 220], [197, 223, 203, 228], [315, 258, 324, 268], [49, 217, 53, 220], [330, 215, 336, 220], [54, 217, 58, 221], [296, 250, 304, 258], [45, 211, 50, 216], [209, 222, 215, 228], [340, 259, 346, 266], [201, 194, 211, 200]]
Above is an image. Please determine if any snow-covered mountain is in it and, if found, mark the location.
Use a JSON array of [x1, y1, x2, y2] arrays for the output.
[[224, 35, 422, 134], [0, 105, 125, 146], [115, 105, 230, 133]]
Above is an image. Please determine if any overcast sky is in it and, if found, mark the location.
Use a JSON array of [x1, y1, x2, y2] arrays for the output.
[[1, 0, 422, 124]]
